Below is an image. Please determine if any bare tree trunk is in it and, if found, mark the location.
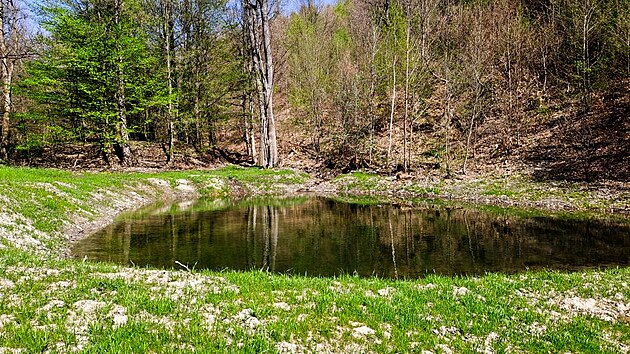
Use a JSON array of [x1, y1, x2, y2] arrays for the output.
[[193, 79, 203, 147], [260, 0, 277, 168], [163, 0, 175, 164], [0, 61, 11, 160], [243, 91, 258, 164], [403, 24, 410, 172], [0, 14, 11, 161], [114, 0, 133, 166], [387, 56, 397, 168], [245, 0, 278, 168], [462, 113, 475, 175], [581, 1, 598, 108], [443, 68, 452, 178], [245, 2, 264, 162], [242, 19, 258, 165], [368, 27, 378, 165], [0, 0, 15, 161]]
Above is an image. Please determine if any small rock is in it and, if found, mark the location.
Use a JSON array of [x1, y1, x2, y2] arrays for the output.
[[276, 341, 300, 353], [416, 283, 437, 291], [235, 308, 260, 330], [273, 302, 291, 311], [41, 300, 65, 312], [452, 286, 470, 297], [108, 305, 128, 328], [73, 300, 106, 313], [378, 288, 394, 297], [0, 314, 16, 329], [437, 344, 454, 354], [0, 278, 15, 289], [352, 325, 376, 338]]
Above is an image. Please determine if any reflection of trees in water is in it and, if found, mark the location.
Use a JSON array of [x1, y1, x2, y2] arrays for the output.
[[388, 209, 398, 279], [244, 205, 280, 271], [261, 206, 279, 271], [75, 198, 630, 277], [170, 213, 177, 266], [246, 205, 256, 269], [383, 207, 629, 275]]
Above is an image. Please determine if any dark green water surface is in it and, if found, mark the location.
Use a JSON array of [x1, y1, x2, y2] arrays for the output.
[[72, 197, 630, 278]]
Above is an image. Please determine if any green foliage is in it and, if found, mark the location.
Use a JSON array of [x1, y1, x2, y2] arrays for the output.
[[549, 0, 627, 95], [17, 0, 164, 157], [372, 3, 407, 97], [4, 0, 628, 174], [168, 0, 242, 149], [332, 1, 352, 52], [286, 8, 333, 117]]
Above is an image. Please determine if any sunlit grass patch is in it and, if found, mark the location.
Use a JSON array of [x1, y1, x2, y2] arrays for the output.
[[1, 246, 629, 352], [334, 171, 387, 192], [209, 165, 309, 185]]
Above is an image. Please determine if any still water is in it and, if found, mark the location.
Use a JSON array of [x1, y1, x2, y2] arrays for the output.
[[72, 197, 630, 279]]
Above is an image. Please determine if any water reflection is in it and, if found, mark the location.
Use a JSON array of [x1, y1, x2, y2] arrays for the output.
[[72, 197, 630, 279]]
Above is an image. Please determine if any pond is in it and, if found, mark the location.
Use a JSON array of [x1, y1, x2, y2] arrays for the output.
[[72, 197, 630, 279]]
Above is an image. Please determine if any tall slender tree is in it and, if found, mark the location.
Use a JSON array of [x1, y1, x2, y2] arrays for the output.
[[113, 0, 133, 165], [244, 0, 278, 168], [0, 0, 27, 161]]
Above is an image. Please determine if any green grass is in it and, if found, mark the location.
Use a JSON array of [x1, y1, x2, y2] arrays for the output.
[[333, 171, 628, 217], [403, 185, 441, 196], [209, 165, 309, 186], [331, 194, 390, 205], [471, 176, 605, 207], [0, 166, 628, 352], [1, 246, 628, 353], [334, 172, 385, 193]]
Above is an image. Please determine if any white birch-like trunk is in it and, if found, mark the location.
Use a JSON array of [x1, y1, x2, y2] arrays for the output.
[[0, 1, 13, 160], [387, 56, 397, 167], [403, 24, 410, 172], [244, 0, 278, 168], [114, 0, 133, 166], [164, 0, 175, 163]]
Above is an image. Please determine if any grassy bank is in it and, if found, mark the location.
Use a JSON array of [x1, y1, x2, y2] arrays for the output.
[[334, 172, 630, 215], [0, 166, 629, 353]]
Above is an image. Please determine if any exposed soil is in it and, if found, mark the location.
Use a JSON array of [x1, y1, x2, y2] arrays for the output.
[[14, 141, 224, 172], [521, 86, 630, 183]]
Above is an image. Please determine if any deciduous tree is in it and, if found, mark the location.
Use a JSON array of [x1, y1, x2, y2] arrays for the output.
[[244, 0, 278, 168], [20, 0, 158, 165], [0, 0, 28, 161]]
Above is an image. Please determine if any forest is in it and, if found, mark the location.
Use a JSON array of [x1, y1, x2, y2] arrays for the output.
[[1, 1, 630, 351], [0, 0, 628, 180]]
